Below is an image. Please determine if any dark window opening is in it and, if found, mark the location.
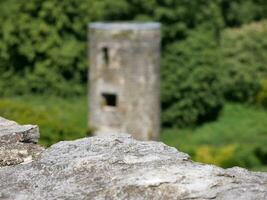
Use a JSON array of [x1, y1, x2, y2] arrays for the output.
[[102, 47, 109, 65], [102, 93, 117, 107]]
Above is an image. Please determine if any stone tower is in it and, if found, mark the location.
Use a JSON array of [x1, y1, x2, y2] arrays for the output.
[[88, 22, 161, 140]]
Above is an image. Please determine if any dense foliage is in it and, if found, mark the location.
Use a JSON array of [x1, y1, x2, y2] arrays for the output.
[[1, 0, 267, 127], [221, 21, 267, 103], [0, 0, 128, 96], [161, 29, 223, 127], [257, 78, 267, 108]]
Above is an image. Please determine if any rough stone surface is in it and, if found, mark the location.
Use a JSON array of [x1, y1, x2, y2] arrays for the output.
[[0, 134, 267, 199], [0, 117, 44, 167], [89, 22, 161, 141]]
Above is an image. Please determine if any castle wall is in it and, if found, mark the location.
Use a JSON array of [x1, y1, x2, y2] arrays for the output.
[[89, 23, 161, 140]]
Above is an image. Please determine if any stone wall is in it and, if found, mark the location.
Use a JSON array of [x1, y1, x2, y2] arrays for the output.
[[0, 117, 267, 199]]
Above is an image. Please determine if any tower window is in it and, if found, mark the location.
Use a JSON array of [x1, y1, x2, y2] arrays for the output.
[[102, 92, 117, 107], [102, 46, 109, 65]]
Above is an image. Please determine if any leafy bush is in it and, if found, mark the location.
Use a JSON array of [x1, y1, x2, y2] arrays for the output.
[[221, 21, 267, 103], [256, 78, 267, 108], [195, 144, 265, 169], [195, 144, 237, 168], [161, 29, 223, 127], [219, 0, 267, 27]]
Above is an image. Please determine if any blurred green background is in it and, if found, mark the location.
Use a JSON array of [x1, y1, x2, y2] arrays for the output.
[[1, 0, 267, 171]]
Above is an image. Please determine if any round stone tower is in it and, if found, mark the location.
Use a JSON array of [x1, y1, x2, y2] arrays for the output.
[[88, 22, 161, 141]]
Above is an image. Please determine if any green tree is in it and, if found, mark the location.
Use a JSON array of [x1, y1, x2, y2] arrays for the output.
[[0, 0, 129, 96], [161, 29, 223, 127]]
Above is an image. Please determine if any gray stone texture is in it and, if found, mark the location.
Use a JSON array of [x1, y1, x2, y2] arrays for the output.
[[0, 117, 44, 167], [89, 22, 161, 140], [1, 133, 267, 200]]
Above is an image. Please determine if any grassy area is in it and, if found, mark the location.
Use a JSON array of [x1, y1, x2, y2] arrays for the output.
[[0, 95, 88, 146], [161, 103, 267, 171], [1, 95, 267, 171]]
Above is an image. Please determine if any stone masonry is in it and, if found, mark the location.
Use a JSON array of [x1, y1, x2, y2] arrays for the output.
[[88, 22, 161, 140]]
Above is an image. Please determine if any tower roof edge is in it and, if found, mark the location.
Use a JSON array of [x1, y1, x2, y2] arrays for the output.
[[89, 22, 161, 30]]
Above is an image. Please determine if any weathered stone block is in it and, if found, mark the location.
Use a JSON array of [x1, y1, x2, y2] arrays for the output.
[[0, 117, 44, 167], [0, 133, 267, 199]]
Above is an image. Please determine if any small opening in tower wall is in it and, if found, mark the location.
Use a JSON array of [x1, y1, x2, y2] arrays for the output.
[[102, 92, 117, 107], [102, 46, 109, 65]]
